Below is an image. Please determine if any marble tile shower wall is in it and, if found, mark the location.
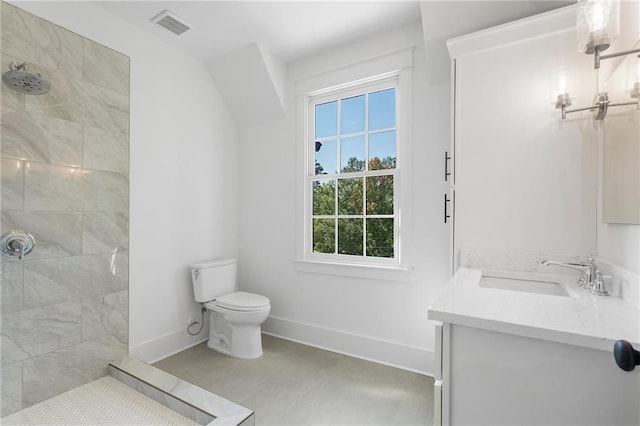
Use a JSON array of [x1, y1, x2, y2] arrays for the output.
[[0, 2, 129, 416]]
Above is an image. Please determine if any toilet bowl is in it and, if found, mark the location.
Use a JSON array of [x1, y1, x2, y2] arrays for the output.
[[205, 291, 270, 359], [190, 259, 271, 359]]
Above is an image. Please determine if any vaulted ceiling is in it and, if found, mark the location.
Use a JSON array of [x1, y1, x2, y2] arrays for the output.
[[95, 1, 573, 124], [97, 1, 573, 65]]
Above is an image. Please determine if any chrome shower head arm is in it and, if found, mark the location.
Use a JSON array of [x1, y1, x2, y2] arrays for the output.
[[9, 61, 27, 71]]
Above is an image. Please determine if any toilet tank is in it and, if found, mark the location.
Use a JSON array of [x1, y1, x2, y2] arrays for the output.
[[190, 258, 237, 303]]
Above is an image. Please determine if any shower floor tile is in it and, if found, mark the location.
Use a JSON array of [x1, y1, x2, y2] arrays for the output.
[[154, 334, 433, 426], [1, 376, 199, 425]]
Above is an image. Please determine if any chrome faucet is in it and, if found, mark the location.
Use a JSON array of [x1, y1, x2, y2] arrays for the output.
[[590, 271, 609, 296], [541, 257, 608, 296]]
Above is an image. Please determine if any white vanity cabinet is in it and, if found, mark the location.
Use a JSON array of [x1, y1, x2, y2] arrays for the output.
[[429, 268, 640, 426], [441, 324, 639, 426]]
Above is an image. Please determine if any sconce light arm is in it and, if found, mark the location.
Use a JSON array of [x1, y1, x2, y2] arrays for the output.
[[594, 48, 640, 69], [607, 100, 639, 108], [559, 94, 639, 120], [563, 104, 600, 116]]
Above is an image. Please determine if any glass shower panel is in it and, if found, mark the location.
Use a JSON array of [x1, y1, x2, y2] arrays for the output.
[[0, 2, 130, 415]]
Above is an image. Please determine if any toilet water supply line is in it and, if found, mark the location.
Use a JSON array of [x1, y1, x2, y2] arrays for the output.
[[187, 303, 207, 336], [186, 304, 232, 350]]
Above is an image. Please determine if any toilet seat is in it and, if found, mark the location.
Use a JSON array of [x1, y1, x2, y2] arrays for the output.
[[206, 291, 270, 312]]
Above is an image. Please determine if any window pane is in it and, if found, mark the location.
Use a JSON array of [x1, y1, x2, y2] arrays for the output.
[[340, 95, 365, 134], [366, 218, 394, 258], [368, 88, 396, 131], [366, 175, 394, 215], [315, 139, 337, 175], [369, 131, 396, 170], [338, 218, 363, 255], [338, 177, 363, 215], [340, 135, 365, 172], [313, 179, 335, 215], [313, 218, 335, 254], [315, 101, 337, 138]]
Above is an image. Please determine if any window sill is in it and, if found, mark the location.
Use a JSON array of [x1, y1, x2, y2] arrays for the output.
[[294, 259, 413, 282]]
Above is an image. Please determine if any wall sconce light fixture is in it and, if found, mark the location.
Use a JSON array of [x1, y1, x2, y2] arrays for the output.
[[551, 69, 574, 119], [577, 0, 640, 69], [556, 0, 639, 120]]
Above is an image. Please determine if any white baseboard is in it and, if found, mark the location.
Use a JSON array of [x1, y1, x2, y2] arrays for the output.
[[129, 328, 208, 364], [263, 316, 434, 376]]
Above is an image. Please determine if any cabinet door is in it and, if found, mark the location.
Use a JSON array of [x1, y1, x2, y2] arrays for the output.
[[448, 325, 640, 425]]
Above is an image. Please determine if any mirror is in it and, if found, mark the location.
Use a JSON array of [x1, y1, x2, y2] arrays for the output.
[[602, 42, 640, 224]]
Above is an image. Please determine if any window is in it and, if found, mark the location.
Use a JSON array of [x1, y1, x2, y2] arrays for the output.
[[294, 48, 413, 277], [306, 77, 400, 264]]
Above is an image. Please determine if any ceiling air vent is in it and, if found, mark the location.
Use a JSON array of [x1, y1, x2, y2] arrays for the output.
[[151, 10, 191, 35]]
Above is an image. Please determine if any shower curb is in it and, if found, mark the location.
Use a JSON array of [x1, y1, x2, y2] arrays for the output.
[[109, 356, 254, 426]]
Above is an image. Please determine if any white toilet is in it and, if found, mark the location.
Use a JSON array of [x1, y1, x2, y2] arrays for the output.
[[190, 258, 270, 359]]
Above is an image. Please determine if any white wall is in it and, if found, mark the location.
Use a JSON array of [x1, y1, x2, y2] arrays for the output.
[[598, 218, 640, 273], [597, 86, 640, 273], [450, 8, 598, 262], [597, 58, 639, 273], [596, 0, 640, 274], [236, 23, 450, 375], [11, 1, 240, 362], [448, 3, 639, 283]]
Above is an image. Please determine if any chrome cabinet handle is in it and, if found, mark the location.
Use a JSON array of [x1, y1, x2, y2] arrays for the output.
[[0, 230, 35, 259]]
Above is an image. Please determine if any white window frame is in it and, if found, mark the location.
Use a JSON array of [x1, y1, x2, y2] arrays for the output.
[[294, 47, 414, 279], [306, 77, 399, 265]]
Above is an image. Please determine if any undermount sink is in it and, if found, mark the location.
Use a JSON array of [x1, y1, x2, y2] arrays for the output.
[[479, 273, 570, 297]]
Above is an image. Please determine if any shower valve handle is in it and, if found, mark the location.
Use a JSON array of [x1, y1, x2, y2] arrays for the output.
[[0, 230, 35, 259]]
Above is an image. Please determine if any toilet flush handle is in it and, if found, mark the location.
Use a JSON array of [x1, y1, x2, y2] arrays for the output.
[[193, 269, 200, 280]]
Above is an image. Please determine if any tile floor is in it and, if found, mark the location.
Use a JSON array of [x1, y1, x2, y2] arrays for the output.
[[154, 334, 433, 426]]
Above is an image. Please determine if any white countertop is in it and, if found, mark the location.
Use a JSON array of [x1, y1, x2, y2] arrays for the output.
[[428, 267, 640, 351]]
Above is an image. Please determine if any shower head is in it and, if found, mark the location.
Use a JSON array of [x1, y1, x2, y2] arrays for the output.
[[2, 61, 50, 95]]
